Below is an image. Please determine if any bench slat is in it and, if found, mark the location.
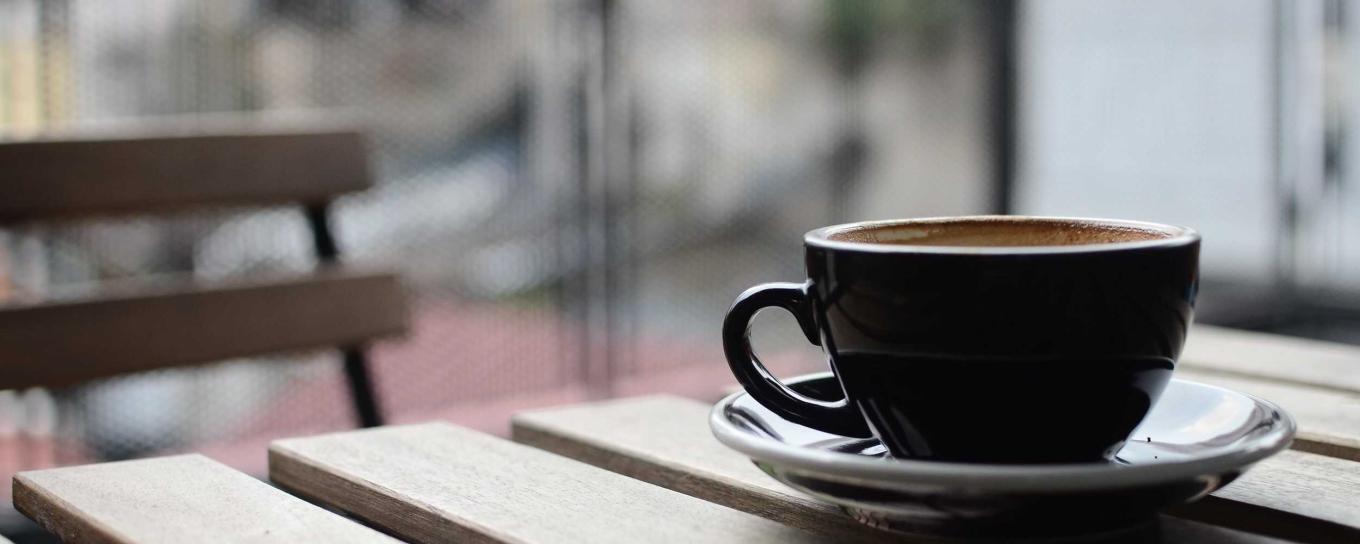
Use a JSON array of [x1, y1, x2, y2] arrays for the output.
[[0, 125, 369, 224], [269, 423, 848, 544], [13, 454, 398, 543], [0, 268, 407, 390], [1182, 325, 1360, 395], [513, 395, 1353, 544]]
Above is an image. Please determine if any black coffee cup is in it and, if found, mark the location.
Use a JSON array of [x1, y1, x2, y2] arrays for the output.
[[723, 216, 1200, 463]]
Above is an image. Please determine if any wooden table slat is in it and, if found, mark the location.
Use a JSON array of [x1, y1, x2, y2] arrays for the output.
[[1182, 325, 1360, 395], [13, 454, 398, 544], [1173, 449, 1360, 544], [269, 422, 852, 544], [513, 395, 1358, 544], [1178, 368, 1360, 462]]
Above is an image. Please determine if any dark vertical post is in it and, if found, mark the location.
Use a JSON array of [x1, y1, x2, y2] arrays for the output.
[[599, 0, 625, 395], [1322, 0, 1346, 314], [1272, 0, 1298, 306], [577, 0, 617, 398], [983, 0, 1018, 215], [305, 202, 384, 428], [579, 0, 604, 398], [572, 68, 595, 395]]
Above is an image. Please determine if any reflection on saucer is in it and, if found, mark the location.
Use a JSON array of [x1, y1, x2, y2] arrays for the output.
[[711, 373, 1294, 540]]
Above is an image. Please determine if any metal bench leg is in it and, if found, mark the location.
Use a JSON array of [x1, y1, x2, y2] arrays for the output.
[[306, 202, 385, 428], [341, 346, 383, 428]]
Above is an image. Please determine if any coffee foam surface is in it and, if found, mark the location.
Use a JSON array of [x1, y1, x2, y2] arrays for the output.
[[828, 219, 1172, 247]]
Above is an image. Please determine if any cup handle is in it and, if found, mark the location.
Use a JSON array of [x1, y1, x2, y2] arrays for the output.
[[722, 282, 870, 437]]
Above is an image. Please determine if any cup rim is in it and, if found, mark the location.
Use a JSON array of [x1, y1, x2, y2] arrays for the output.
[[804, 215, 1200, 255]]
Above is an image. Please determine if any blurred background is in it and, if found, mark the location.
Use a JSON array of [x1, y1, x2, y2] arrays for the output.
[[0, 0, 1356, 538]]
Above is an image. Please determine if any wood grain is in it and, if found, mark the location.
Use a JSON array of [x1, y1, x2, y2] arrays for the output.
[[0, 126, 369, 224], [513, 395, 1353, 544], [1179, 326, 1360, 461], [269, 422, 851, 544], [1180, 323, 1360, 462], [1177, 368, 1360, 462], [13, 454, 398, 544], [0, 268, 407, 390], [1173, 449, 1360, 544], [513, 396, 873, 539], [1183, 325, 1360, 394]]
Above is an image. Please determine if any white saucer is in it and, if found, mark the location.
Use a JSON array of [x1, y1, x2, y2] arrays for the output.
[[710, 373, 1295, 539]]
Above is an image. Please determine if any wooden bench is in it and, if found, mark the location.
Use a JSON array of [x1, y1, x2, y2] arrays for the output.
[[0, 118, 407, 427]]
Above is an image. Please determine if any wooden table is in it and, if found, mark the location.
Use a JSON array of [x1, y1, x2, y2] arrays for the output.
[[11, 325, 1360, 543]]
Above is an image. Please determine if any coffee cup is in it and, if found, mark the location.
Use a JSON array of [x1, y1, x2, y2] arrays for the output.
[[722, 216, 1199, 463]]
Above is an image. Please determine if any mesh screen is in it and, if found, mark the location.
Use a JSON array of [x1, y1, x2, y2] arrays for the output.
[[0, 0, 986, 519]]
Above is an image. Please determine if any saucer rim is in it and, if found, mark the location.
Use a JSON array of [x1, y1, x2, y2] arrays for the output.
[[709, 373, 1296, 492]]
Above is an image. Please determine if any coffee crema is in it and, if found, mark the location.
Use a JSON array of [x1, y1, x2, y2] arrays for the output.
[[827, 218, 1172, 247]]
